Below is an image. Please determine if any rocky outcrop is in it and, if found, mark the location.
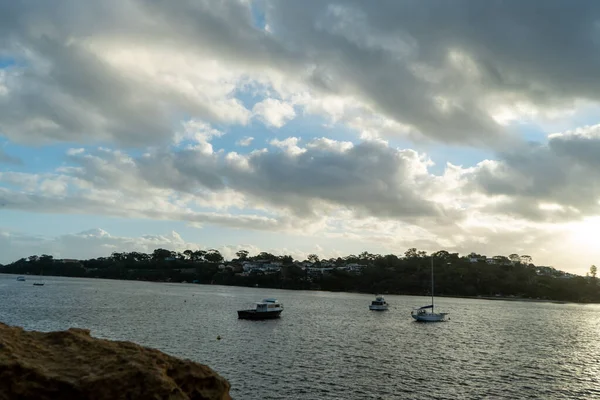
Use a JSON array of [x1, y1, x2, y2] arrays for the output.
[[0, 323, 231, 400]]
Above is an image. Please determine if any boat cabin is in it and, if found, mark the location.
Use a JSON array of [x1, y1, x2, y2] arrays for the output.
[[371, 296, 387, 306], [412, 305, 433, 315], [256, 298, 283, 312]]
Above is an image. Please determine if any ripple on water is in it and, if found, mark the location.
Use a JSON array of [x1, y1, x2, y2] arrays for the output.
[[1, 276, 600, 399]]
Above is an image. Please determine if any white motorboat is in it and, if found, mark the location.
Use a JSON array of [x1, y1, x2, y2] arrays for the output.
[[411, 256, 448, 322], [369, 295, 389, 311]]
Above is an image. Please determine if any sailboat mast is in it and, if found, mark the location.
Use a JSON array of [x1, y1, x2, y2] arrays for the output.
[[431, 255, 434, 313]]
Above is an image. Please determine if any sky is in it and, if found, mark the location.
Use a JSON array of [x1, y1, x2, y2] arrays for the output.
[[1, 0, 600, 274]]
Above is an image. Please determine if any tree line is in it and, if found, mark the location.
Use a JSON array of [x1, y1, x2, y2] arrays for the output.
[[1, 248, 599, 303]]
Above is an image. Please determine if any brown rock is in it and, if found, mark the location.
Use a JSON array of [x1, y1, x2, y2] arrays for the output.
[[0, 323, 231, 400]]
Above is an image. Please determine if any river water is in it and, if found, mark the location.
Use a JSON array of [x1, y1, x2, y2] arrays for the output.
[[1, 275, 599, 399]]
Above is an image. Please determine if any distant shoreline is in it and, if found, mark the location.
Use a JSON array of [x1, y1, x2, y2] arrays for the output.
[[3, 272, 590, 304], [438, 294, 572, 304]]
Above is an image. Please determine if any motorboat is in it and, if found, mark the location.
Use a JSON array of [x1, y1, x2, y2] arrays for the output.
[[369, 295, 389, 311], [16, 276, 26, 282], [237, 298, 283, 320], [411, 256, 448, 322]]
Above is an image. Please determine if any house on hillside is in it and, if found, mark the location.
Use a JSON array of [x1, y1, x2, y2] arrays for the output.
[[341, 263, 365, 272], [241, 260, 281, 274], [295, 261, 314, 268], [58, 259, 80, 264], [467, 254, 486, 263]]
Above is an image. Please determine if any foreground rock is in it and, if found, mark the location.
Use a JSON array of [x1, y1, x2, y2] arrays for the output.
[[0, 323, 231, 400]]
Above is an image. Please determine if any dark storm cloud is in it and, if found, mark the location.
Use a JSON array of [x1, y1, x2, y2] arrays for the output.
[[120, 140, 448, 222], [226, 140, 445, 220], [266, 0, 600, 144], [2, 1, 600, 146], [468, 125, 600, 220], [0, 0, 265, 146]]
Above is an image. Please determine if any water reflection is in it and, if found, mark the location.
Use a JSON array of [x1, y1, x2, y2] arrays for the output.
[[1, 275, 599, 399]]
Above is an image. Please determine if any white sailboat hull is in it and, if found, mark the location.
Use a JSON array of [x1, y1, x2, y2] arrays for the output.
[[411, 312, 447, 322], [411, 256, 448, 322]]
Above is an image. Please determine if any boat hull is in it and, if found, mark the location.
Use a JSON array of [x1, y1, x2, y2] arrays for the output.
[[237, 309, 282, 320], [369, 305, 389, 311], [411, 312, 447, 322]]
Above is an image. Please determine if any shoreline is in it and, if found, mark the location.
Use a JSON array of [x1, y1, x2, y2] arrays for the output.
[[3, 272, 591, 304], [437, 294, 572, 304]]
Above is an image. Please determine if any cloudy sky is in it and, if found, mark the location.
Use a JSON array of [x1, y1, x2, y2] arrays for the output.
[[1, 0, 600, 273]]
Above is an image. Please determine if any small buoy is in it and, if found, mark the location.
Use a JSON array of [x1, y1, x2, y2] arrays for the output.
[[217, 335, 221, 340]]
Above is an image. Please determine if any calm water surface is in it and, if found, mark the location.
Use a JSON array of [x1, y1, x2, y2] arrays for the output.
[[1, 275, 599, 399]]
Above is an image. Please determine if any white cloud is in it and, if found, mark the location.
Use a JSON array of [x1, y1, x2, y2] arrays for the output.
[[236, 136, 254, 146], [306, 137, 353, 152], [0, 228, 195, 264], [66, 148, 85, 156], [0, 228, 331, 265], [252, 98, 296, 128], [174, 119, 225, 155], [269, 137, 306, 156]]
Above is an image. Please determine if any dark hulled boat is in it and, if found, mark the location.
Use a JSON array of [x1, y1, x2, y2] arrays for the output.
[[237, 298, 283, 320]]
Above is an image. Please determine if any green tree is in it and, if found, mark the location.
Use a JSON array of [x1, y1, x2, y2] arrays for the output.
[[307, 254, 320, 263], [281, 255, 294, 265], [591, 265, 597, 279], [111, 252, 126, 262], [152, 248, 174, 261], [254, 252, 277, 261], [404, 248, 419, 258], [520, 255, 532, 265], [192, 250, 207, 262], [432, 250, 450, 260], [493, 255, 510, 265], [236, 250, 249, 260], [204, 249, 224, 263], [39, 254, 54, 263]]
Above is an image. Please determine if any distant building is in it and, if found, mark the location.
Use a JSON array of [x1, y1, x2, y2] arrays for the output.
[[58, 259, 80, 264], [242, 261, 281, 274]]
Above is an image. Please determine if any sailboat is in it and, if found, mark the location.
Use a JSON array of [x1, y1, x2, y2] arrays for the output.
[[33, 266, 45, 286], [411, 256, 447, 322]]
